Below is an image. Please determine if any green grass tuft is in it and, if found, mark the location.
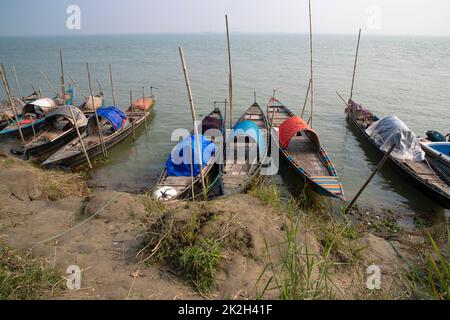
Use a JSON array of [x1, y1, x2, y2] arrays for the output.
[[0, 246, 65, 300]]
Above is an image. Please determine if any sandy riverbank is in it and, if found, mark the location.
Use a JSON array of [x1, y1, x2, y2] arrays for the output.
[[0, 152, 448, 300]]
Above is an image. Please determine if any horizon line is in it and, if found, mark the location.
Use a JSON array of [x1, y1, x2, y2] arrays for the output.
[[1, 31, 450, 38]]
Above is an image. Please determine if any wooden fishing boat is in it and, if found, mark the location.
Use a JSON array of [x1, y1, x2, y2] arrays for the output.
[[0, 88, 76, 138], [0, 97, 25, 131], [347, 100, 450, 209], [154, 108, 224, 201], [419, 132, 450, 179], [268, 98, 345, 201], [220, 102, 268, 195], [0, 98, 60, 138], [42, 106, 152, 169], [11, 106, 88, 158]]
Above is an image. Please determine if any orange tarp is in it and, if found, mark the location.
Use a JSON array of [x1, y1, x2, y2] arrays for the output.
[[279, 116, 318, 149], [132, 97, 154, 111]]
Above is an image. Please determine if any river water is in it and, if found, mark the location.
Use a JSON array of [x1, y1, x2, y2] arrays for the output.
[[0, 34, 449, 220]]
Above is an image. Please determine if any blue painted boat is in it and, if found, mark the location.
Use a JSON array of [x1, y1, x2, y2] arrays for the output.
[[420, 141, 450, 178]]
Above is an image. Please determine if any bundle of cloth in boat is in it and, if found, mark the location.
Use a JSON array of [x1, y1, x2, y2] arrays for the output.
[[366, 115, 425, 162], [89, 106, 128, 132], [166, 134, 216, 177]]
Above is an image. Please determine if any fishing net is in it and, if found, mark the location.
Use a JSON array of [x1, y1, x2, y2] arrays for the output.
[[366, 115, 425, 162]]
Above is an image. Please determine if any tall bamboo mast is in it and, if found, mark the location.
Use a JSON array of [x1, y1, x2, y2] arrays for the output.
[[308, 0, 315, 129], [350, 29, 362, 103], [225, 15, 234, 130], [59, 50, 92, 169], [0, 63, 25, 145], [178, 46, 207, 201], [87, 63, 108, 158], [12, 64, 22, 99]]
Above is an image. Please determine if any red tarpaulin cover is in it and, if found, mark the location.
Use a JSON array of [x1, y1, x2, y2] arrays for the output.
[[279, 116, 320, 149]]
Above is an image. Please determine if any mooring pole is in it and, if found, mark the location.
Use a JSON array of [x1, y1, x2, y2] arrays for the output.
[[130, 90, 136, 142], [349, 29, 362, 103], [308, 0, 315, 129], [109, 64, 116, 106], [179, 46, 207, 201], [59, 50, 92, 169], [142, 86, 148, 132], [0, 63, 25, 145], [345, 144, 396, 214], [301, 78, 312, 119], [87, 63, 108, 158], [12, 64, 23, 100], [225, 15, 234, 130]]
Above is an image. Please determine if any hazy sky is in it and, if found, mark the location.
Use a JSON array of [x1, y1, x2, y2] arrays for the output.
[[1, 0, 450, 36]]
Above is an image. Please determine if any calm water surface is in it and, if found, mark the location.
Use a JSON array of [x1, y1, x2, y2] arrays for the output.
[[0, 34, 449, 219]]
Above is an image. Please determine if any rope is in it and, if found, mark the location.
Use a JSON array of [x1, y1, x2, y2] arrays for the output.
[[30, 193, 122, 251]]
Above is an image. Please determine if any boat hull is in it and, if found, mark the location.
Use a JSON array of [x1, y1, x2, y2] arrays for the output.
[[347, 112, 450, 209], [43, 111, 151, 169], [0, 118, 47, 139], [24, 127, 87, 158], [421, 143, 450, 178]]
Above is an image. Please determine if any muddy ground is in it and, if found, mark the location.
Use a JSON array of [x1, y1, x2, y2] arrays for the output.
[[0, 153, 447, 300]]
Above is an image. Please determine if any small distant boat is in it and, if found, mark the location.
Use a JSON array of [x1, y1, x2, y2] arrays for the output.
[[347, 100, 450, 209], [42, 105, 152, 169], [11, 106, 88, 158], [420, 131, 450, 179], [220, 102, 268, 196], [268, 98, 345, 201], [154, 108, 224, 201]]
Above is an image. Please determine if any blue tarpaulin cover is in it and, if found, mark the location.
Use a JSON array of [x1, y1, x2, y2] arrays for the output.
[[166, 134, 217, 177], [231, 120, 266, 155], [96, 106, 128, 131]]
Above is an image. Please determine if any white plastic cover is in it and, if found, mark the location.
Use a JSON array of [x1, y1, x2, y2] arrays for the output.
[[366, 115, 425, 162]]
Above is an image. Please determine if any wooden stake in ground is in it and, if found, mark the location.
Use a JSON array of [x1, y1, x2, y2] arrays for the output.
[[12, 64, 22, 100], [87, 63, 108, 158], [225, 14, 234, 130], [130, 91, 136, 142], [59, 50, 92, 169], [178, 46, 207, 201], [0, 63, 25, 145], [308, 0, 315, 129], [350, 29, 362, 103], [345, 144, 396, 214], [109, 64, 116, 106]]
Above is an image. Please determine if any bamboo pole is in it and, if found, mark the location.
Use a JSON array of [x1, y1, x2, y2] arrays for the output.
[[142, 86, 148, 131], [345, 144, 396, 214], [12, 64, 23, 100], [225, 15, 234, 130], [308, 0, 315, 129], [301, 78, 312, 119], [68, 76, 88, 99], [350, 29, 362, 103], [40, 71, 59, 97], [0, 63, 25, 145], [178, 46, 207, 201], [130, 91, 136, 142], [336, 91, 349, 108], [109, 64, 116, 106], [87, 63, 108, 158], [59, 51, 92, 169]]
